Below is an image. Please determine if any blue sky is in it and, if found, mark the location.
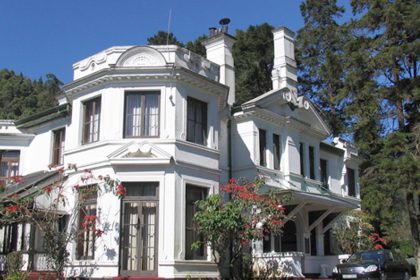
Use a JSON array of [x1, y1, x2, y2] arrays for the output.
[[0, 0, 350, 84]]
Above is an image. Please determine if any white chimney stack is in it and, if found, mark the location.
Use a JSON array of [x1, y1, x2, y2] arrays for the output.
[[203, 20, 236, 106], [271, 27, 297, 91]]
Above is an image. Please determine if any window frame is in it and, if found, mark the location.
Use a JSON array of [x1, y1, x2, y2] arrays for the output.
[[186, 97, 208, 146], [309, 146, 315, 179], [347, 167, 356, 197], [185, 184, 208, 260], [299, 142, 305, 176], [320, 159, 328, 188], [259, 129, 267, 167], [124, 91, 160, 138], [273, 134, 281, 170], [76, 185, 98, 260], [82, 97, 101, 145], [0, 150, 20, 182], [52, 128, 65, 166]]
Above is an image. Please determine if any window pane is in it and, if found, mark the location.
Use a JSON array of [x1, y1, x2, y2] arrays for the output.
[[187, 97, 207, 145], [309, 146, 315, 179], [273, 134, 280, 170], [299, 143, 305, 176], [347, 167, 356, 197], [83, 98, 101, 144], [185, 185, 207, 260], [126, 94, 142, 137], [144, 94, 159, 136], [259, 129, 267, 167]]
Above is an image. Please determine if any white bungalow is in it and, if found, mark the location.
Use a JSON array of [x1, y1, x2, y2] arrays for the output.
[[0, 22, 360, 278]]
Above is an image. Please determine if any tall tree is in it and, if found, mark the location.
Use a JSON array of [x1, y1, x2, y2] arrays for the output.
[[185, 34, 207, 56], [233, 23, 274, 105], [296, 0, 348, 136], [348, 0, 420, 272], [147, 31, 183, 46]]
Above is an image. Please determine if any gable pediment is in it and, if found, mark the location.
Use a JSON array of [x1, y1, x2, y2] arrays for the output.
[[107, 141, 172, 165], [116, 46, 167, 67]]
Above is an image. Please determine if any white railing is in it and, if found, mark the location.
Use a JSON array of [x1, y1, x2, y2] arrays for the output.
[[253, 251, 305, 278], [34, 253, 54, 271]]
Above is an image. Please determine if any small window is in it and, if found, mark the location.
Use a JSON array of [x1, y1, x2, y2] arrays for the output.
[[52, 128, 65, 166], [320, 159, 328, 188], [76, 186, 97, 260], [0, 150, 20, 183], [124, 92, 160, 138], [347, 167, 356, 197], [82, 97, 101, 144], [187, 97, 208, 145], [185, 185, 207, 260], [273, 134, 281, 170], [299, 143, 305, 176], [309, 146, 315, 179], [259, 129, 267, 167]]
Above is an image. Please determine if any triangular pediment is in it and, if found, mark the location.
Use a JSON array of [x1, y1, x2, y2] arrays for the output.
[[107, 141, 172, 165], [242, 87, 331, 137]]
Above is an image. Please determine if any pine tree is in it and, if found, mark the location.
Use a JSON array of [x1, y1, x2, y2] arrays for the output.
[[296, 0, 347, 136], [147, 31, 183, 46]]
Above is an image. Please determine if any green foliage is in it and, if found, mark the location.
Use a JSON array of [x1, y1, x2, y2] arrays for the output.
[[296, 0, 348, 136], [6, 251, 24, 275], [147, 31, 183, 46], [193, 177, 287, 279], [185, 34, 207, 56], [233, 23, 274, 105], [0, 69, 62, 120], [332, 210, 377, 254]]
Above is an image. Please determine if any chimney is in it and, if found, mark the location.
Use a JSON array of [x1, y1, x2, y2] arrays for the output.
[[203, 19, 236, 106], [271, 27, 297, 91]]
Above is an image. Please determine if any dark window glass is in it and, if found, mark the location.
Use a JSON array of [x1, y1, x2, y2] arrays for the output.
[[124, 182, 158, 198], [259, 129, 267, 167], [187, 97, 207, 145], [125, 92, 160, 138], [77, 186, 97, 260], [347, 167, 356, 197], [320, 159, 328, 188], [185, 185, 207, 260], [273, 134, 281, 170], [299, 142, 305, 176], [52, 128, 65, 165], [83, 97, 101, 144], [309, 146, 315, 179]]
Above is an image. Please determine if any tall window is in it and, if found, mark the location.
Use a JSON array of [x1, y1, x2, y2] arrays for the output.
[[82, 97, 101, 144], [187, 97, 208, 145], [309, 146, 315, 179], [273, 134, 281, 170], [347, 167, 356, 197], [185, 185, 207, 260], [299, 142, 305, 176], [52, 128, 65, 166], [320, 159, 328, 188], [0, 150, 20, 183], [259, 129, 267, 167], [77, 186, 97, 260], [125, 92, 160, 138]]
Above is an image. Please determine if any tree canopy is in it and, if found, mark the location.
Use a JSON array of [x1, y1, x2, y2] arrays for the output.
[[0, 69, 62, 120]]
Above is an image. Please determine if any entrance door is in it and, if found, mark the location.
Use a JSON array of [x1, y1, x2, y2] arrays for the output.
[[120, 182, 159, 276]]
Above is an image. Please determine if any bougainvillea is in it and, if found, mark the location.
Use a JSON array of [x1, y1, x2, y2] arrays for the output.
[[0, 164, 123, 279], [193, 176, 287, 279]]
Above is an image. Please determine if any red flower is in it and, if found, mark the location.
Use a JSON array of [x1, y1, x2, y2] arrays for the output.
[[374, 244, 383, 250], [229, 178, 236, 184], [44, 185, 53, 194], [116, 183, 126, 198], [241, 239, 247, 246], [94, 229, 104, 237], [73, 184, 80, 191], [5, 204, 19, 213]]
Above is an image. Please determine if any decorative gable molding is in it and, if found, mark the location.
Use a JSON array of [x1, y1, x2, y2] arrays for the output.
[[107, 141, 172, 166], [116, 46, 167, 67]]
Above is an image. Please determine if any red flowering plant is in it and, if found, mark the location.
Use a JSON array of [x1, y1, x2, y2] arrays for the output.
[[0, 164, 118, 279], [193, 176, 287, 279]]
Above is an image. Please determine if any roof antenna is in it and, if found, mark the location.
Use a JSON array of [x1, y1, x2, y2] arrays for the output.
[[166, 8, 172, 46]]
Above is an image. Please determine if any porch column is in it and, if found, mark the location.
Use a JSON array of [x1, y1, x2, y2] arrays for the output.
[[316, 224, 324, 256]]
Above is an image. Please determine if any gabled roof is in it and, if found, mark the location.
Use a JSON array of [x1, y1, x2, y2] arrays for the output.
[[238, 87, 331, 137]]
